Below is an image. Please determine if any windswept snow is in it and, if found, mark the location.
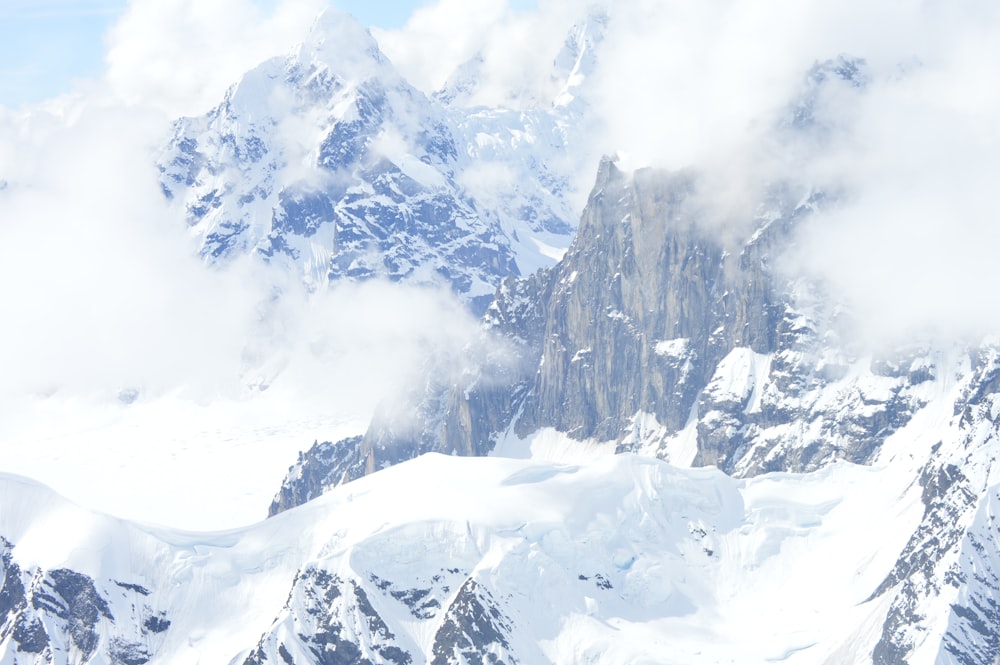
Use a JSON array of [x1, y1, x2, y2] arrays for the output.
[[0, 394, 367, 531], [0, 450, 923, 664]]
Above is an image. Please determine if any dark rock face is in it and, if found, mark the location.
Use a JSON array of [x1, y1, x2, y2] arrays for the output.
[[940, 488, 1000, 665], [871, 462, 977, 665], [478, 160, 927, 478], [369, 573, 446, 621], [243, 568, 413, 665], [273, 156, 928, 505], [244, 560, 521, 665], [943, 490, 1000, 665], [1, 538, 49, 656], [507, 162, 786, 445], [269, 436, 366, 516], [0, 536, 170, 665], [869, 349, 1000, 664], [35, 569, 115, 660], [430, 579, 516, 665]]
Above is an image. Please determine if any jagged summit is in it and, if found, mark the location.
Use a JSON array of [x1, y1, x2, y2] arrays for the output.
[[434, 7, 609, 112], [300, 9, 390, 76], [157, 8, 599, 311], [551, 8, 609, 108], [785, 53, 871, 133]]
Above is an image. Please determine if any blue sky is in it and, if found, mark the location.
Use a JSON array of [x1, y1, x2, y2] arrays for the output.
[[0, 0, 534, 109]]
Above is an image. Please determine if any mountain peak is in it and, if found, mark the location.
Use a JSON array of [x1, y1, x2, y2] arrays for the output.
[[297, 8, 390, 80], [551, 8, 609, 108]]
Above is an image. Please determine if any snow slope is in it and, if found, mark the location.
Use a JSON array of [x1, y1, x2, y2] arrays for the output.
[[0, 393, 366, 531], [0, 451, 928, 665]]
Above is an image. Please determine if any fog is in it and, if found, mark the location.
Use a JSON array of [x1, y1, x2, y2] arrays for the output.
[[381, 0, 1000, 345], [0, 0, 502, 527], [1, 0, 998, 525]]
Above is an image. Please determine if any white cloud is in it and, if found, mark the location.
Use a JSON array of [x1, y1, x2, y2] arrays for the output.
[[104, 0, 327, 116], [373, 0, 509, 94], [258, 280, 510, 420], [451, 0, 1000, 345], [0, 0, 506, 408], [2, 0, 1000, 529], [0, 100, 258, 401], [780, 29, 1000, 345], [0, 102, 498, 409]]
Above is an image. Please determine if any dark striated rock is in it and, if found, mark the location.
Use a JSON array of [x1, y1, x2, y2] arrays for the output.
[[110, 637, 152, 665], [940, 488, 1000, 665], [0, 537, 27, 621], [143, 613, 171, 634], [244, 568, 413, 665], [871, 462, 977, 664], [0, 539, 50, 655], [270, 156, 926, 510], [369, 569, 467, 623], [430, 579, 516, 665], [1, 535, 173, 664], [114, 581, 151, 596], [870, 350, 1000, 664], [34, 569, 114, 660], [269, 436, 366, 516]]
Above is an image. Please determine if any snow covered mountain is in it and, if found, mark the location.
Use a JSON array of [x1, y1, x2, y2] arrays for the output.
[[265, 57, 1000, 662], [4, 2, 998, 663], [158, 10, 595, 311], [0, 449, 940, 664], [271, 56, 885, 493]]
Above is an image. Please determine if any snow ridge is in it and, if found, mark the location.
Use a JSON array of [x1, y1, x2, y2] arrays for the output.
[[0, 453, 930, 664], [158, 9, 597, 311]]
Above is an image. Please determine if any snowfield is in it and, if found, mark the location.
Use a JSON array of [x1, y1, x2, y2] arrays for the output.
[[0, 393, 368, 531], [0, 448, 924, 664]]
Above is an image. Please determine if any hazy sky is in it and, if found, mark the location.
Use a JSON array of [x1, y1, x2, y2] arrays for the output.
[[0, 0, 998, 528], [0, 0, 536, 108], [3, 0, 999, 374], [3, 0, 999, 354]]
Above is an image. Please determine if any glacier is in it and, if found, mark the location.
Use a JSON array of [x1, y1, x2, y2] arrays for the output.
[[0, 449, 930, 664]]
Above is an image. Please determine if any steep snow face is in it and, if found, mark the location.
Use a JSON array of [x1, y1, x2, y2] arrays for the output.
[[158, 9, 592, 312], [0, 452, 927, 664], [867, 346, 1000, 665]]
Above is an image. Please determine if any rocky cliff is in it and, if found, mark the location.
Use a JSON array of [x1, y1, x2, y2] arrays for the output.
[[269, 153, 1000, 662]]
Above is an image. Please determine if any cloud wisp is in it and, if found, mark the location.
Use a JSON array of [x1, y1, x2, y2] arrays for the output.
[[5, 0, 997, 412], [0, 0, 508, 410], [378, 0, 1000, 346], [1, 0, 999, 526]]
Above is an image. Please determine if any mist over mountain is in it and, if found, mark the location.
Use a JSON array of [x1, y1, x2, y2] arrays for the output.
[[1, 0, 1000, 663], [157, 9, 596, 313]]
